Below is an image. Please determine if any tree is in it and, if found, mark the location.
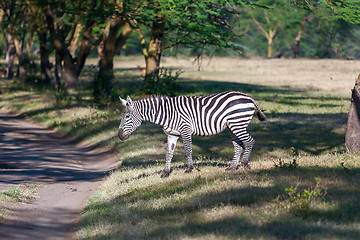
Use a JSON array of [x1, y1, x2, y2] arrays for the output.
[[345, 74, 360, 152], [127, 0, 252, 91], [94, 1, 133, 103], [249, 7, 280, 58], [239, 0, 306, 58], [0, 1, 21, 80], [43, 0, 105, 91], [0, 1, 38, 81], [272, 14, 309, 58]]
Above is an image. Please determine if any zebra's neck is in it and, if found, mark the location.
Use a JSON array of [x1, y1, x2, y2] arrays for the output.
[[136, 97, 168, 126]]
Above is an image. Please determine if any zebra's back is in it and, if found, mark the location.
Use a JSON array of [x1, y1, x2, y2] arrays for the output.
[[169, 91, 257, 136]]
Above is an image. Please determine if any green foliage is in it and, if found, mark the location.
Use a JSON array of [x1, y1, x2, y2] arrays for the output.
[[274, 178, 328, 218], [274, 158, 298, 170], [293, 0, 360, 25], [92, 71, 114, 105], [54, 85, 70, 104], [127, 0, 256, 53], [143, 68, 183, 96], [0, 188, 21, 202], [274, 147, 298, 169], [121, 0, 360, 59], [233, 0, 360, 58]]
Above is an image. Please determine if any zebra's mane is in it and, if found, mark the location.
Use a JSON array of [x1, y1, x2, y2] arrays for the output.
[[136, 95, 168, 101]]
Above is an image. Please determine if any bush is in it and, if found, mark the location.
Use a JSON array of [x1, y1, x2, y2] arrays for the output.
[[143, 68, 182, 96], [274, 178, 328, 218], [54, 85, 69, 104], [93, 71, 115, 104]]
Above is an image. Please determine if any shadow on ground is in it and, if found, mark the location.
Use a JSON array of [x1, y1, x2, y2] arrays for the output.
[[79, 165, 360, 239], [0, 112, 112, 188]]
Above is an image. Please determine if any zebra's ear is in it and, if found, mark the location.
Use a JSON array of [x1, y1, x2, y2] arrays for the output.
[[126, 96, 133, 106], [119, 96, 127, 107]]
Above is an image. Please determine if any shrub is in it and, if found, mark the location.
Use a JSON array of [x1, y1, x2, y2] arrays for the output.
[[274, 178, 328, 218], [274, 147, 298, 169], [143, 68, 183, 96]]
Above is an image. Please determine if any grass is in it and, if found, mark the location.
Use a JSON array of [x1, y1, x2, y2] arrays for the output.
[[76, 154, 360, 239], [0, 184, 38, 221], [0, 184, 38, 203], [1, 57, 360, 239]]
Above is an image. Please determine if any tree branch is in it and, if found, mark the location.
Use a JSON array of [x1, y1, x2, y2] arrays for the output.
[[252, 16, 269, 40], [132, 23, 148, 59]]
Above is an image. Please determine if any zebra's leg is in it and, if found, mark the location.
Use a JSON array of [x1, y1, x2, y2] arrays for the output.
[[226, 130, 243, 171], [240, 135, 255, 170], [226, 140, 243, 171], [181, 131, 194, 173], [227, 126, 254, 170], [161, 134, 179, 178]]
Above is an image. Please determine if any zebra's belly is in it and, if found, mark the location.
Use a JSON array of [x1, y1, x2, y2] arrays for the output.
[[162, 126, 181, 136], [192, 123, 227, 136]]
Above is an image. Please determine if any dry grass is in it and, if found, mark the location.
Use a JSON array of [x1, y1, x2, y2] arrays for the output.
[[170, 57, 359, 95], [114, 56, 359, 95]]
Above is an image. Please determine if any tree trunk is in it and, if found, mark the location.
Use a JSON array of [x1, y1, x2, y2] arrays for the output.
[[345, 74, 360, 152], [100, 21, 132, 71], [43, 6, 79, 92], [15, 24, 27, 81], [293, 15, 308, 58], [267, 37, 273, 58], [5, 33, 16, 79], [69, 23, 82, 58], [20, 30, 35, 80], [62, 52, 78, 91], [25, 31, 34, 62], [272, 15, 308, 59], [99, 20, 124, 72], [38, 30, 52, 85], [16, 42, 26, 81], [94, 20, 132, 102], [54, 52, 62, 89], [145, 16, 166, 86]]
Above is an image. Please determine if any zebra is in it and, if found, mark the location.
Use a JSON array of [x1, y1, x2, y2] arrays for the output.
[[118, 91, 266, 178]]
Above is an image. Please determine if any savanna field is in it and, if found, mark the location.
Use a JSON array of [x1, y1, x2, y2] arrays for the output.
[[1, 57, 360, 239]]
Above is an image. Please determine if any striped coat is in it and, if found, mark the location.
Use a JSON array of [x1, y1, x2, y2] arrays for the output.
[[118, 91, 266, 177]]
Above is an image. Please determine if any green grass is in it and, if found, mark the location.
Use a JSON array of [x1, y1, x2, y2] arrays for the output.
[[1, 58, 360, 239], [0, 184, 38, 203], [0, 184, 38, 221]]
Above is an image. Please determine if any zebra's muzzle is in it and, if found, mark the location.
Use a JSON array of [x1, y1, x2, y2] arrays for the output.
[[118, 128, 129, 141]]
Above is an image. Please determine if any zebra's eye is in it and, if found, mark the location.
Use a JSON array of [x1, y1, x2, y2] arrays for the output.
[[125, 114, 130, 119]]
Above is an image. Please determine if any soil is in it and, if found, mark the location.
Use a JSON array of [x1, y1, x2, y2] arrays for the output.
[[0, 108, 117, 239]]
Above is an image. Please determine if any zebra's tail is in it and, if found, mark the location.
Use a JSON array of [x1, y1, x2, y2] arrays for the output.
[[252, 100, 266, 121]]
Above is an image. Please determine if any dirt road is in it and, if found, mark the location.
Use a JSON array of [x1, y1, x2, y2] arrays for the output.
[[0, 109, 116, 239]]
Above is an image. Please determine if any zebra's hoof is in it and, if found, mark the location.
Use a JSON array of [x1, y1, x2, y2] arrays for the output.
[[225, 165, 238, 171], [185, 167, 193, 173], [242, 163, 251, 170], [160, 171, 170, 178]]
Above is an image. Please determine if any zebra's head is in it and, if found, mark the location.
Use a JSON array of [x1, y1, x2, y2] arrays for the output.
[[118, 96, 142, 141]]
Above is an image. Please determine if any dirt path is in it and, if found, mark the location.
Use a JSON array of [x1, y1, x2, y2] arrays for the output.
[[0, 109, 117, 239]]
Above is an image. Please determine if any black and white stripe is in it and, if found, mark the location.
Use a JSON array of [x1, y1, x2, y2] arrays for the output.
[[118, 91, 266, 177]]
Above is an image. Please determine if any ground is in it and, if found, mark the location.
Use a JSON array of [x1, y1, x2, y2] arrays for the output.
[[0, 109, 116, 239], [1, 57, 360, 239]]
